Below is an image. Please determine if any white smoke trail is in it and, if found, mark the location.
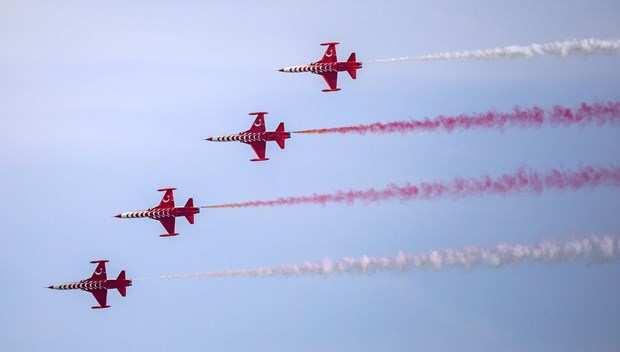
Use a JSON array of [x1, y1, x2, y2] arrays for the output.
[[142, 235, 619, 281], [368, 38, 620, 63]]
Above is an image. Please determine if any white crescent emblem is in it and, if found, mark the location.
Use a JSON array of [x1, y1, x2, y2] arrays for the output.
[[254, 120, 263, 127], [163, 195, 170, 203], [325, 50, 333, 57], [95, 268, 103, 275]]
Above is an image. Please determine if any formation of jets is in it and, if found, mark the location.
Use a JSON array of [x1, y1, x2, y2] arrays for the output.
[[50, 42, 360, 308]]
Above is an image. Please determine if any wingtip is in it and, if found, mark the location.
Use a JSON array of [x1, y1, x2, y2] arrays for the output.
[[160, 233, 180, 237]]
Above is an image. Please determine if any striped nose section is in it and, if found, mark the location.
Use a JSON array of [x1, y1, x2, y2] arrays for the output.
[[280, 64, 337, 73], [280, 66, 312, 73], [49, 282, 105, 291], [207, 133, 264, 143]]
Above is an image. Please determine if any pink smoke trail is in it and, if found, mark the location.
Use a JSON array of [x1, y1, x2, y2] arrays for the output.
[[205, 165, 620, 209], [293, 100, 620, 135], [142, 234, 619, 280]]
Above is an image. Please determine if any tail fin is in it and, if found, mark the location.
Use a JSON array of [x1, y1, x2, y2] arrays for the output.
[[116, 271, 127, 297], [184, 198, 194, 207], [276, 122, 284, 149], [276, 122, 285, 132], [275, 122, 286, 149], [184, 198, 195, 224], [347, 53, 357, 79]]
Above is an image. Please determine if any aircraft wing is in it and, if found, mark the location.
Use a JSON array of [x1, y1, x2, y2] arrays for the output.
[[90, 289, 108, 309], [248, 113, 267, 133], [159, 217, 176, 235], [89, 261, 108, 281], [319, 42, 338, 63], [156, 188, 176, 209], [249, 141, 268, 161], [321, 71, 339, 91]]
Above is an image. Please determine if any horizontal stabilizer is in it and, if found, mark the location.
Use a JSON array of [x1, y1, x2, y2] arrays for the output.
[[117, 270, 126, 281], [251, 157, 270, 162], [322, 88, 341, 92], [117, 286, 127, 297], [276, 138, 285, 149], [185, 213, 195, 224], [347, 69, 356, 79], [276, 122, 285, 132], [91, 305, 111, 309], [347, 52, 356, 62], [184, 198, 194, 208]]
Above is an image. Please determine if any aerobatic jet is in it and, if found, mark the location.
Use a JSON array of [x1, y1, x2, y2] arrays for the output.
[[278, 42, 362, 92], [48, 260, 131, 309], [205, 112, 290, 161], [115, 187, 199, 237]]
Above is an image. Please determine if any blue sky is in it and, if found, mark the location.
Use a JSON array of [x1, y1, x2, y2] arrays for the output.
[[1, 1, 620, 351]]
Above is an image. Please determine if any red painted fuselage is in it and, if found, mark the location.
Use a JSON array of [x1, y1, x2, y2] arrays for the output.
[[115, 188, 200, 237], [279, 42, 362, 92], [205, 112, 290, 161], [116, 206, 200, 221], [48, 260, 131, 309]]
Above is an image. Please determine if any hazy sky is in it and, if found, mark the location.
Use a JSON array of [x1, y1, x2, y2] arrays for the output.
[[2, 1, 620, 351]]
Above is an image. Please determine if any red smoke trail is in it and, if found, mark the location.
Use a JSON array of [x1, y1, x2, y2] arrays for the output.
[[205, 165, 620, 209], [293, 100, 620, 135]]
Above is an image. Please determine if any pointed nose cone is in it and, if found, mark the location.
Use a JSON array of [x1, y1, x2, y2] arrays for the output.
[[278, 68, 284, 72], [205, 137, 213, 141], [47, 285, 53, 289], [114, 214, 121, 218]]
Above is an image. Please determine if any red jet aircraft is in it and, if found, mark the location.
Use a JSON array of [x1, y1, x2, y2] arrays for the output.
[[205, 112, 290, 161], [279, 42, 362, 92], [115, 187, 199, 237], [48, 260, 131, 309]]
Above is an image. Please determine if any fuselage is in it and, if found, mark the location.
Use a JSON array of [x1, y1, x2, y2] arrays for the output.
[[48, 278, 132, 292], [207, 130, 291, 143], [116, 206, 199, 219], [279, 61, 362, 74]]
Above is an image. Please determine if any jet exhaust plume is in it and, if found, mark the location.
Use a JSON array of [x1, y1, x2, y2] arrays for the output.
[[368, 38, 620, 63], [205, 165, 620, 209], [142, 234, 620, 280], [292, 100, 620, 135]]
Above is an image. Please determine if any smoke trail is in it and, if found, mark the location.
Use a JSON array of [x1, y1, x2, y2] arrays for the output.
[[368, 38, 620, 63], [142, 234, 620, 280], [293, 100, 620, 135], [205, 165, 620, 209]]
